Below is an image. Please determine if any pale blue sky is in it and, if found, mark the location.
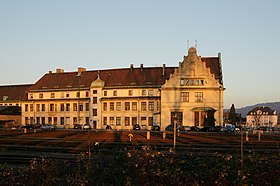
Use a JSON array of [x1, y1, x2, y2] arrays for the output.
[[0, 0, 279, 108]]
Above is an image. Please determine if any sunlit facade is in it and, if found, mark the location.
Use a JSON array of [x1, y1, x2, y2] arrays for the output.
[[21, 47, 225, 130]]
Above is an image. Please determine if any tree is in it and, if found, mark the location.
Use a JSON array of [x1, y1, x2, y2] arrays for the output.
[[228, 104, 237, 125]]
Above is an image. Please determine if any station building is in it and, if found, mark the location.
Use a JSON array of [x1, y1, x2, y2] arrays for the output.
[[21, 47, 225, 130]]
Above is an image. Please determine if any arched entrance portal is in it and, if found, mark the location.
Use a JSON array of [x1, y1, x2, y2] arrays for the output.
[[191, 107, 216, 127]]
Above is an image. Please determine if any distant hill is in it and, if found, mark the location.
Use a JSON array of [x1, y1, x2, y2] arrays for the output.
[[225, 102, 280, 121]]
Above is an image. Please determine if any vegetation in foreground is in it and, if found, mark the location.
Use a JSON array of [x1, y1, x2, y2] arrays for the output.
[[0, 145, 280, 186]]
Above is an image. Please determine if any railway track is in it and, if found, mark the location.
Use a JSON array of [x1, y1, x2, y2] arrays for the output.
[[0, 130, 279, 165]]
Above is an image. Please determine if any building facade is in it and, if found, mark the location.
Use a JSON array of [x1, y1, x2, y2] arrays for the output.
[[21, 47, 225, 130], [246, 106, 278, 128]]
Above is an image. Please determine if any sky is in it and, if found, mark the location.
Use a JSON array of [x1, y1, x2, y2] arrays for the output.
[[0, 0, 279, 109]]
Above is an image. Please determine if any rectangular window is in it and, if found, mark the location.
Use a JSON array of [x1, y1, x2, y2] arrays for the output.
[[54, 117, 57, 125], [116, 102, 121, 111], [50, 104, 55, 111], [132, 117, 137, 125], [148, 101, 154, 111], [148, 90, 153, 96], [66, 93, 70, 98], [36, 117, 40, 124], [103, 102, 107, 111], [25, 117, 28, 124], [113, 90, 117, 96], [51, 93, 55, 98], [25, 104, 28, 112], [128, 90, 133, 96], [93, 109, 97, 116], [30, 117, 34, 124], [36, 104, 40, 112], [125, 117, 130, 126], [125, 102, 130, 111], [86, 117, 89, 124], [180, 79, 184, 86], [103, 117, 107, 126], [41, 104, 45, 111], [195, 92, 203, 102], [109, 117, 114, 125], [30, 104, 33, 112], [132, 102, 137, 111], [39, 93, 43, 99], [76, 92, 80, 98], [48, 117, 52, 124], [86, 103, 89, 111], [42, 117, 45, 124], [181, 92, 189, 102], [73, 103, 77, 111], [104, 91, 107, 96], [93, 97, 97, 104], [92, 90, 97, 94], [60, 104, 64, 111], [73, 117, 77, 124], [79, 104, 83, 111], [110, 102, 114, 111], [141, 102, 147, 111], [142, 90, 146, 96], [66, 103, 70, 111], [141, 117, 147, 125], [148, 117, 153, 126], [116, 117, 121, 126], [86, 91, 89, 97]]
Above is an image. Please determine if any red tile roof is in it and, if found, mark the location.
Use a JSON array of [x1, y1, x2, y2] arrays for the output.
[[0, 84, 32, 101], [29, 57, 222, 91]]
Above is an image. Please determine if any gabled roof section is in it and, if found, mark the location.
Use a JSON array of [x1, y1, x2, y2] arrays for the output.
[[0, 84, 33, 101], [28, 67, 176, 91], [247, 106, 276, 115], [201, 57, 221, 81]]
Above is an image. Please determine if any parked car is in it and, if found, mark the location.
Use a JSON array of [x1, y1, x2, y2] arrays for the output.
[[41, 124, 55, 130], [133, 124, 141, 130], [83, 124, 91, 130], [73, 124, 82, 129], [21, 124, 34, 129], [151, 124, 160, 131], [190, 126, 200, 132], [33, 124, 42, 129], [106, 125, 112, 129]]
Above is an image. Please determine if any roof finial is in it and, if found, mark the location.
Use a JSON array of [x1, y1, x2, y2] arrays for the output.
[[97, 70, 100, 79]]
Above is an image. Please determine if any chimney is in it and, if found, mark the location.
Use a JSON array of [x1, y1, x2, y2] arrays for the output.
[[140, 64, 143, 71], [77, 67, 86, 76], [130, 64, 134, 72], [48, 71, 52, 74], [162, 64, 166, 75], [56, 68, 64, 73]]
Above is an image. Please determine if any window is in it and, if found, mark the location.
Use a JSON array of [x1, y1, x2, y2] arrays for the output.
[[141, 102, 147, 111], [116, 102, 121, 111], [73, 103, 77, 111], [132, 117, 137, 125], [92, 90, 97, 94], [86, 92, 89, 97], [103, 117, 107, 126], [36, 104, 40, 112], [113, 90, 117, 96], [93, 97, 97, 104], [103, 102, 107, 111], [180, 79, 184, 85], [79, 104, 83, 111], [54, 117, 57, 125], [148, 90, 153, 96], [195, 92, 203, 102], [41, 104, 45, 111], [104, 91, 107, 96], [132, 102, 137, 111], [148, 102, 154, 111], [36, 117, 40, 124], [125, 102, 130, 111], [66, 93, 70, 98], [142, 90, 146, 96], [25, 104, 28, 112], [141, 117, 147, 125], [42, 117, 45, 124], [181, 92, 189, 102], [60, 104, 64, 111], [30, 94, 33, 99], [50, 104, 55, 111], [109, 117, 114, 125], [39, 93, 43, 99], [73, 117, 77, 124], [116, 117, 121, 126], [125, 117, 130, 126], [93, 109, 97, 116], [66, 103, 70, 111], [128, 90, 133, 96], [51, 93, 55, 98], [48, 117, 52, 124], [76, 92, 80, 98], [25, 117, 29, 124], [30, 104, 33, 112], [110, 102, 114, 111], [148, 117, 153, 126], [85, 103, 89, 111]]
